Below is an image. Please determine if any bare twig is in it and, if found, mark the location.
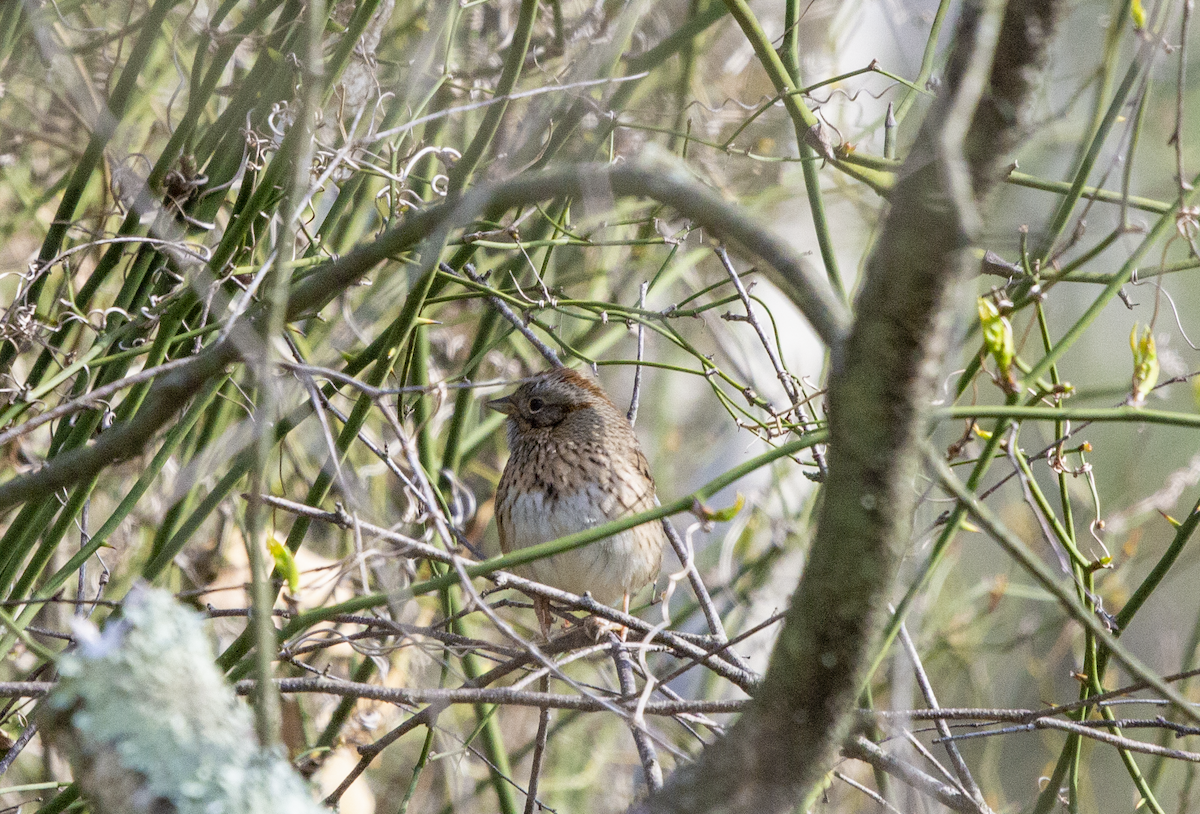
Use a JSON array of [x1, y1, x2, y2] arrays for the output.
[[659, 517, 743, 669], [610, 632, 664, 791], [1174, 0, 1195, 195], [931, 717, 1200, 763], [454, 263, 562, 368], [1003, 426, 1071, 572], [523, 676, 552, 814], [843, 735, 983, 814], [284, 337, 350, 500], [0, 355, 195, 448], [0, 682, 53, 698], [0, 721, 38, 775], [653, 610, 785, 687], [834, 769, 904, 814], [628, 281, 648, 424], [715, 244, 801, 414], [248, 678, 750, 715], [897, 622, 991, 813], [900, 728, 960, 788]]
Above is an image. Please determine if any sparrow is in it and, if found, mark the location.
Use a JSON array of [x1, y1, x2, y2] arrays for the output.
[[489, 368, 666, 636]]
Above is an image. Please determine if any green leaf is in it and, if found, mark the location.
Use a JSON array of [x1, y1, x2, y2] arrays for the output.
[[978, 298, 1014, 374], [268, 538, 301, 595], [1131, 0, 1146, 29], [694, 493, 745, 523], [1130, 323, 1159, 407]]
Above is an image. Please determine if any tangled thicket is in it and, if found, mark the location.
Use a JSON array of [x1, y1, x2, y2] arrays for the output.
[[3, 2, 1200, 813]]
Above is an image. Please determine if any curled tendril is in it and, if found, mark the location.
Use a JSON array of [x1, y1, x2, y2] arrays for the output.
[[267, 101, 294, 139], [440, 467, 478, 528], [1176, 204, 1200, 238]]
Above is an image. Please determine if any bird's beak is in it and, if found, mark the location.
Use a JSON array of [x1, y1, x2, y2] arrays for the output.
[[486, 395, 515, 415]]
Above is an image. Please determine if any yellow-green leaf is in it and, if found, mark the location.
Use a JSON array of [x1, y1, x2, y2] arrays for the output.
[[1130, 323, 1158, 407], [978, 298, 1014, 373], [695, 493, 745, 523], [268, 538, 301, 595], [1131, 0, 1146, 29]]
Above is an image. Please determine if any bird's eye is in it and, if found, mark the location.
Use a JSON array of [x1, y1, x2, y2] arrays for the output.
[[528, 397, 544, 412]]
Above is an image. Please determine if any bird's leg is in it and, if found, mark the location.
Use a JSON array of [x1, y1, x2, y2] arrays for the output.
[[535, 596, 554, 640], [585, 594, 633, 641]]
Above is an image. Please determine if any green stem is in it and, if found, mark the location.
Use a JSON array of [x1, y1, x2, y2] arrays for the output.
[[893, 0, 954, 124], [445, 0, 538, 192], [943, 405, 1200, 428], [0, 0, 182, 372], [719, 0, 891, 194], [1035, 53, 1145, 260], [781, 0, 846, 302]]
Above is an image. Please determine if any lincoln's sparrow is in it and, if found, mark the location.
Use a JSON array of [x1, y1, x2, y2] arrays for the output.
[[489, 368, 666, 635]]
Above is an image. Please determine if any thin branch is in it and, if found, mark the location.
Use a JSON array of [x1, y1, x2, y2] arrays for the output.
[[843, 735, 982, 814], [455, 263, 562, 368], [1173, 0, 1195, 195], [0, 355, 196, 448], [0, 721, 38, 775], [257, 679, 749, 714], [610, 632, 664, 791], [897, 622, 991, 813], [932, 717, 1200, 763], [659, 518, 742, 666], [523, 676, 552, 814], [715, 244, 800, 413], [628, 281, 648, 424], [833, 769, 905, 814]]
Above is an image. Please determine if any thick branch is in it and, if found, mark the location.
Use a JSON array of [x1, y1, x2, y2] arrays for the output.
[[631, 1, 1063, 812]]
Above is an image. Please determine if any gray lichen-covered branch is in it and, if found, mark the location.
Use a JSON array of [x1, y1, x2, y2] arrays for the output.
[[39, 586, 327, 814]]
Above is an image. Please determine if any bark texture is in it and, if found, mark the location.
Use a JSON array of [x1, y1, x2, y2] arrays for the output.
[[631, 1, 1063, 811]]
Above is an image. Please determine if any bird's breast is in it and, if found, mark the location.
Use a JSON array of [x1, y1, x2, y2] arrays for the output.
[[497, 483, 661, 604], [502, 482, 613, 542]]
